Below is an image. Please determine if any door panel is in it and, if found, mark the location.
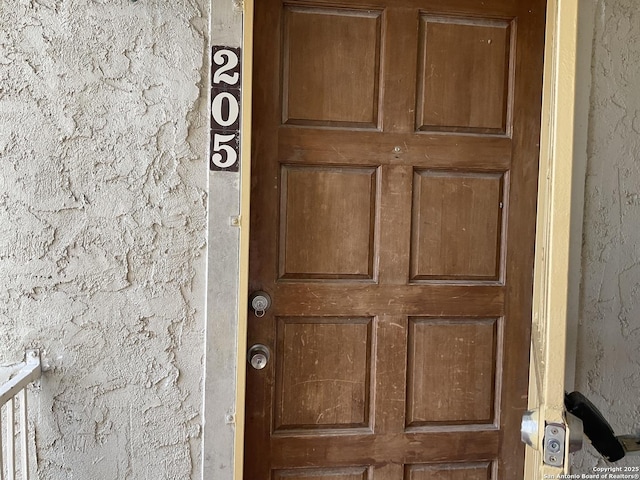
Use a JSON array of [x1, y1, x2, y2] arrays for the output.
[[405, 462, 492, 480], [416, 16, 511, 133], [274, 316, 373, 431], [410, 171, 504, 280], [246, 0, 546, 478], [273, 467, 370, 480], [279, 166, 378, 280], [406, 318, 497, 425], [283, 7, 382, 127]]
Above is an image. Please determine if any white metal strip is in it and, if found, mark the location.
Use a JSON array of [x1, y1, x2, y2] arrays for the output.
[[6, 398, 14, 480], [0, 407, 4, 480], [18, 391, 27, 480]]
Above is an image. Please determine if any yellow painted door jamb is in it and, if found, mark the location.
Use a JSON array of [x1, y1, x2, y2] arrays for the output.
[[524, 0, 579, 477]]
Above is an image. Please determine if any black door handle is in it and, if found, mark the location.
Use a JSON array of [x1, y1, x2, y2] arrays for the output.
[[565, 391, 626, 462]]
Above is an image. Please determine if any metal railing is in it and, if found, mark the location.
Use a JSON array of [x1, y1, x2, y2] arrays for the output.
[[0, 350, 41, 480]]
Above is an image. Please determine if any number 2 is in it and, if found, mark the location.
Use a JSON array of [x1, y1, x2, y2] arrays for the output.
[[213, 49, 239, 85]]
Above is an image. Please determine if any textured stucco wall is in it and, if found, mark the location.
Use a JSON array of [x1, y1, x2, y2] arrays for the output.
[[574, 0, 640, 471], [0, 1, 209, 478]]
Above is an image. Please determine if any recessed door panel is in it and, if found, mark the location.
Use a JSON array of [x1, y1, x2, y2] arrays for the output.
[[416, 16, 513, 134], [274, 317, 373, 431], [283, 6, 382, 128], [406, 318, 498, 426], [406, 462, 492, 480], [273, 466, 370, 480], [279, 166, 378, 280], [410, 170, 504, 281]]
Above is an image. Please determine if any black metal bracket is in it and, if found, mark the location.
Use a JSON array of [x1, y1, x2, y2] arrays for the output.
[[565, 391, 633, 462]]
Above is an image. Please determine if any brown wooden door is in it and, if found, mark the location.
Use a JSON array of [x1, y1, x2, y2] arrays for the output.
[[245, 0, 546, 478]]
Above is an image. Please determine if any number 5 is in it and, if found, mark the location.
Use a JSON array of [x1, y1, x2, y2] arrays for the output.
[[211, 133, 237, 168]]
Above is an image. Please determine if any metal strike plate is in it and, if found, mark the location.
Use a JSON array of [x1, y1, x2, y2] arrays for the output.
[[544, 423, 565, 467]]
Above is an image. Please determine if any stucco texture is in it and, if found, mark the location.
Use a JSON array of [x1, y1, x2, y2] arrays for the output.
[[0, 0, 208, 479], [574, 0, 640, 471]]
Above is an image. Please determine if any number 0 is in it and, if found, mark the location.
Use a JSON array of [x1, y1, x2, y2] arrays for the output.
[[212, 92, 240, 127]]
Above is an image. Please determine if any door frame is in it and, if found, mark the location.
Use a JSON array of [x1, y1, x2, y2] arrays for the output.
[[231, 0, 584, 477], [524, 0, 590, 475]]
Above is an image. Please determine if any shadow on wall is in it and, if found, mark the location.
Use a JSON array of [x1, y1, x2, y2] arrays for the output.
[[574, 0, 640, 472]]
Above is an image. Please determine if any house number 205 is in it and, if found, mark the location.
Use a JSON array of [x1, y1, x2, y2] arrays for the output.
[[210, 46, 241, 172]]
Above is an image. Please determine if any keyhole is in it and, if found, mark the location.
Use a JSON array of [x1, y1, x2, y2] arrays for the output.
[[251, 354, 267, 369], [248, 344, 270, 370], [250, 291, 271, 317]]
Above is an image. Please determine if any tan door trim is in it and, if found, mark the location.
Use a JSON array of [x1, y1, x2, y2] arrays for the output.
[[234, 0, 254, 478], [524, 0, 581, 476], [233, 0, 581, 478]]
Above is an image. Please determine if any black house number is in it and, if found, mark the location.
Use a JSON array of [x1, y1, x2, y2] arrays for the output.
[[210, 46, 241, 172]]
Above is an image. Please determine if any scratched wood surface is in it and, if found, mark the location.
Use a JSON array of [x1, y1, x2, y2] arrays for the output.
[[245, 0, 546, 478]]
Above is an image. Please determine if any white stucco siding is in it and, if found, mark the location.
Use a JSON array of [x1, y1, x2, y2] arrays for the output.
[[0, 1, 209, 478], [574, 0, 640, 471]]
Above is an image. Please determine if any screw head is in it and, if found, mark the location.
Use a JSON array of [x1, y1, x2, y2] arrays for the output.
[[548, 439, 561, 453]]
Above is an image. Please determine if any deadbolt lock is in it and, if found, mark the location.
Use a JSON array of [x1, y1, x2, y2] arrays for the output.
[[250, 291, 271, 317]]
